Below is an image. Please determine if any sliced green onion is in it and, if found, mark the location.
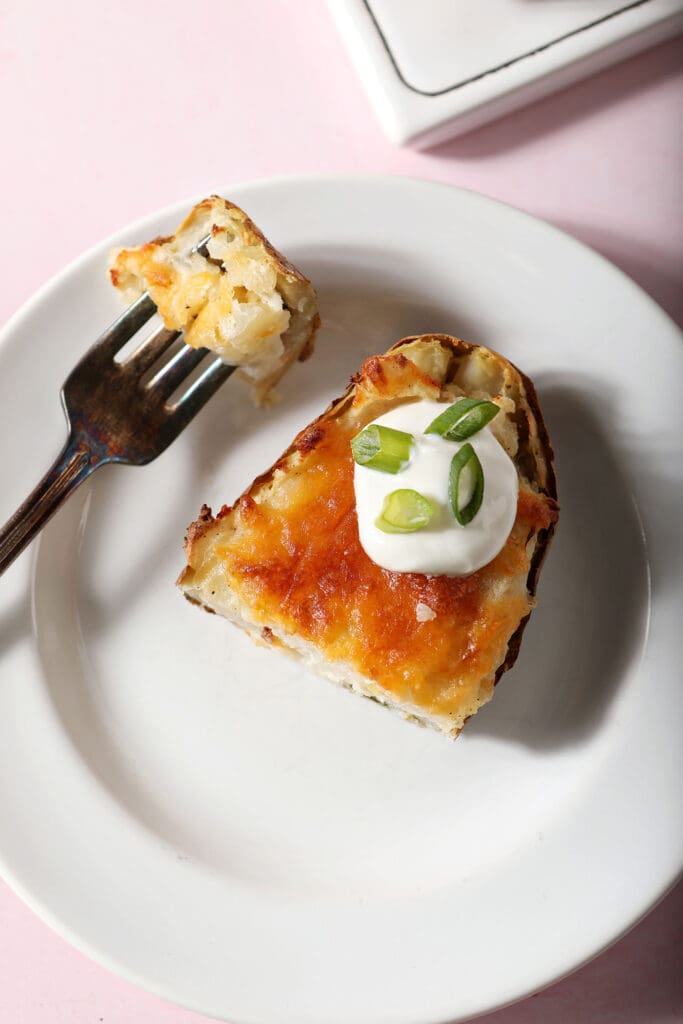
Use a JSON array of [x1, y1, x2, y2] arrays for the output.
[[375, 489, 434, 533], [425, 398, 499, 441], [449, 444, 484, 525], [350, 425, 413, 474]]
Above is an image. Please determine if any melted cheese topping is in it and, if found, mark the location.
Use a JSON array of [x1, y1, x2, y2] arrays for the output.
[[208, 418, 556, 719]]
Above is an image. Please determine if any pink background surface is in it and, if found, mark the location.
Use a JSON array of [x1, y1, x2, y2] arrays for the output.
[[1, 2, 681, 1022]]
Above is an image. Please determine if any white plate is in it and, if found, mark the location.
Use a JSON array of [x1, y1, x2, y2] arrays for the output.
[[1, 175, 681, 1024]]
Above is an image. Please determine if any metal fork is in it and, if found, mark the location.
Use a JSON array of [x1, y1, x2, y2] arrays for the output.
[[0, 268, 234, 576]]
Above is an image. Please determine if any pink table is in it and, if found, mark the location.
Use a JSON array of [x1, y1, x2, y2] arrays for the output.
[[1, 3, 681, 1021]]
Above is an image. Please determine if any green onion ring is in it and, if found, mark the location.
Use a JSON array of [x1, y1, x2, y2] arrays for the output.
[[449, 444, 484, 525], [425, 398, 500, 441], [375, 489, 434, 533], [350, 424, 413, 474]]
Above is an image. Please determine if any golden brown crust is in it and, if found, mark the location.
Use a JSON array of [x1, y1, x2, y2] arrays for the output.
[[205, 196, 308, 284], [110, 196, 312, 292], [179, 335, 559, 736], [488, 359, 558, 686]]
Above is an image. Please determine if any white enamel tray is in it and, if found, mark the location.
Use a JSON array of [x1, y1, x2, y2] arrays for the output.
[[328, 0, 683, 145], [0, 175, 681, 1024]]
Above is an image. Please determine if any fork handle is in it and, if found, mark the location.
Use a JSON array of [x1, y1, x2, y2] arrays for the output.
[[0, 438, 103, 577]]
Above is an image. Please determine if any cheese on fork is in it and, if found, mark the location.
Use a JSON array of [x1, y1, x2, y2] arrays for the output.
[[109, 196, 320, 404], [178, 335, 559, 738]]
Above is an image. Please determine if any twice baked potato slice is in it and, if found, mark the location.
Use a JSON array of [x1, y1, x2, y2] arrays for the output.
[[178, 335, 558, 737], [109, 195, 320, 404]]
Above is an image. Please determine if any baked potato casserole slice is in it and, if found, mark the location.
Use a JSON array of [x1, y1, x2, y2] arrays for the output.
[[178, 335, 558, 737]]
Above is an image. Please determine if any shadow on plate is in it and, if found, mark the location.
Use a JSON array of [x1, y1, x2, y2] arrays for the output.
[[465, 379, 651, 751], [0, 589, 31, 661]]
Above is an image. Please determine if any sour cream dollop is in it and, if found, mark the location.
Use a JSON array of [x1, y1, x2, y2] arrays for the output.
[[353, 400, 518, 576]]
